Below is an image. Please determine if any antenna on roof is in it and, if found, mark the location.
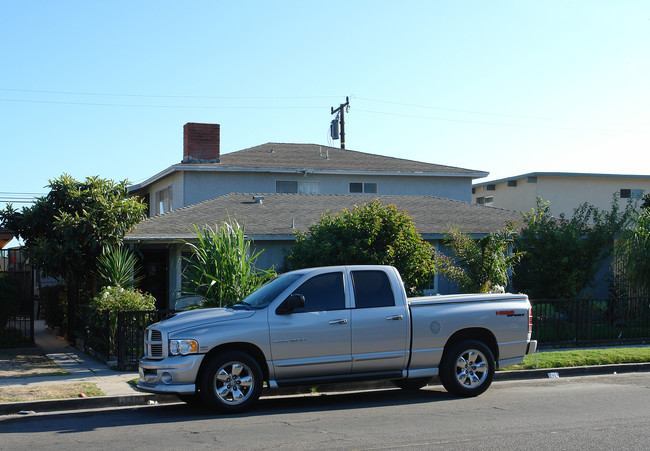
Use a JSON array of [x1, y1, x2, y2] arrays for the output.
[[330, 96, 350, 150]]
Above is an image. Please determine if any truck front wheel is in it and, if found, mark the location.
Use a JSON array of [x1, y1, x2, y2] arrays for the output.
[[199, 351, 263, 413], [440, 340, 495, 397]]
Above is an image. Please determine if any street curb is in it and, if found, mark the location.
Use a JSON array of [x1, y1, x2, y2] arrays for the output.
[[3, 362, 650, 416], [493, 362, 650, 381], [0, 393, 178, 416]]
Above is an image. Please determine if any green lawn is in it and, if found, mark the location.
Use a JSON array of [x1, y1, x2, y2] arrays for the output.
[[503, 346, 650, 370]]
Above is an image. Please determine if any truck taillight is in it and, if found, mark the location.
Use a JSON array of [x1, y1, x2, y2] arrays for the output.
[[528, 307, 533, 334]]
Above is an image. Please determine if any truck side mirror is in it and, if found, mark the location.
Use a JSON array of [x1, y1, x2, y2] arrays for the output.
[[276, 294, 306, 315]]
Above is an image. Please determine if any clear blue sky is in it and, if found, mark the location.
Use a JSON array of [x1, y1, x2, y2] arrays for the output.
[[2, 1, 649, 208]]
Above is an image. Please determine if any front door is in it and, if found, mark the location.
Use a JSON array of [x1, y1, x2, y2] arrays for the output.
[[268, 271, 351, 381], [137, 249, 169, 310]]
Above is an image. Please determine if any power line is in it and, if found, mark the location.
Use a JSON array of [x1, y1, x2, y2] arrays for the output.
[[0, 88, 342, 100], [353, 108, 650, 133], [0, 98, 326, 109], [353, 96, 650, 129]]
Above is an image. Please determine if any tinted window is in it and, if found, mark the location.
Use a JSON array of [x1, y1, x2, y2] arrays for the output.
[[351, 270, 395, 308], [242, 273, 302, 309], [291, 272, 345, 312]]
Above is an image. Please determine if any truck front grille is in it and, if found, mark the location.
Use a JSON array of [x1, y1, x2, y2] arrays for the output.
[[145, 328, 164, 359]]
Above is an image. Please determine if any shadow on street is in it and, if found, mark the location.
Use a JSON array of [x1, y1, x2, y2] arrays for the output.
[[1, 386, 456, 433]]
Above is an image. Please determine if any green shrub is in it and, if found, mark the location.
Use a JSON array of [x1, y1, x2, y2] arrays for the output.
[[96, 244, 143, 290], [180, 219, 275, 308], [40, 285, 67, 331], [89, 286, 156, 358], [91, 286, 156, 312]]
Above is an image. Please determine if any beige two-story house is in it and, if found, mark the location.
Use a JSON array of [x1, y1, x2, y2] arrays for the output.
[[472, 172, 650, 217]]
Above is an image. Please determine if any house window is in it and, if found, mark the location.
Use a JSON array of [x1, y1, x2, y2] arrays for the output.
[[476, 197, 485, 205], [486, 184, 496, 191], [472, 188, 476, 194], [155, 186, 173, 215], [276, 181, 321, 194], [507, 180, 517, 187], [527, 177, 537, 183], [349, 182, 378, 194], [620, 189, 645, 199], [485, 196, 494, 206]]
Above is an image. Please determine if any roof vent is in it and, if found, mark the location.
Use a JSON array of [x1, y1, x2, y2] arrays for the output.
[[253, 196, 264, 204]]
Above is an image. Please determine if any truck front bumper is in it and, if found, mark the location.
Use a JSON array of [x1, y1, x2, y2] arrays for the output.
[[137, 354, 205, 395]]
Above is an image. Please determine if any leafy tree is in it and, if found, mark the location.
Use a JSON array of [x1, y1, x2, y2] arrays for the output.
[[614, 208, 650, 296], [435, 223, 523, 293], [286, 200, 436, 294], [0, 174, 147, 336], [514, 197, 632, 299], [180, 219, 276, 308], [642, 194, 650, 211]]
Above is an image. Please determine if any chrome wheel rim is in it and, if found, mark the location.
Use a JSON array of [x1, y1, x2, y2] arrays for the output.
[[213, 361, 255, 405], [454, 349, 488, 389]]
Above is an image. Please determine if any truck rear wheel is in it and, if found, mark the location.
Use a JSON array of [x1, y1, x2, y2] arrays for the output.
[[440, 340, 494, 397], [199, 351, 263, 413]]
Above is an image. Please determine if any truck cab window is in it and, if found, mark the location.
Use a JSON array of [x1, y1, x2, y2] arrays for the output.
[[291, 272, 345, 312], [351, 270, 395, 308]]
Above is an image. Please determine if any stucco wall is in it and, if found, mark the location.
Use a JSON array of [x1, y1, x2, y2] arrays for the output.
[[473, 175, 649, 217], [180, 170, 473, 207]]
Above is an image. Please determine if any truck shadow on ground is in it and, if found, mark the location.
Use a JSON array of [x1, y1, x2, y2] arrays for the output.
[[0, 386, 459, 433]]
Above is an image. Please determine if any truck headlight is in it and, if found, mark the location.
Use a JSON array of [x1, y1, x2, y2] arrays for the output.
[[169, 339, 199, 356]]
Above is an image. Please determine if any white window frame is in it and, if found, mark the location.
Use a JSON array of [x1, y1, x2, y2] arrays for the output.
[[349, 182, 378, 194], [155, 186, 173, 215], [276, 180, 321, 194]]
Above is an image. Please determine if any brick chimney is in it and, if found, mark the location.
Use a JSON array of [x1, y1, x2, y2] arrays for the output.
[[182, 122, 220, 163]]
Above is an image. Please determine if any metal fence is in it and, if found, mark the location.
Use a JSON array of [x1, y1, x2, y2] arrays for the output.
[[78, 297, 650, 371], [83, 308, 176, 370], [1, 248, 34, 345], [531, 297, 650, 347]]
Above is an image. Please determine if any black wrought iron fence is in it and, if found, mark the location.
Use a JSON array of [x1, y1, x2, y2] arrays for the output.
[[531, 297, 650, 347], [1, 248, 34, 345], [82, 308, 176, 370], [116, 310, 176, 370], [78, 297, 650, 371]]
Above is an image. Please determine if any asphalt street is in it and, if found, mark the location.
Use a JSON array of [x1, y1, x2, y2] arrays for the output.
[[1, 372, 649, 450]]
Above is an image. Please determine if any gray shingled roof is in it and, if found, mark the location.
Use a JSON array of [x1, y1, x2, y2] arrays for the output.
[[214, 143, 485, 175], [132, 144, 488, 191], [125, 193, 521, 242]]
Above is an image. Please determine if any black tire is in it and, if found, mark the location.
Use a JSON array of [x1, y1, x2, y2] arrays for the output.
[[392, 377, 432, 391], [199, 351, 263, 413], [440, 340, 495, 397]]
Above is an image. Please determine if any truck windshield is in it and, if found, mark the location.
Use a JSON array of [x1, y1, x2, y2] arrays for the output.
[[238, 272, 303, 309]]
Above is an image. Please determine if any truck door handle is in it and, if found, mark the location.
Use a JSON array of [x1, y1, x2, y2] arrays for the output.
[[386, 315, 403, 321], [329, 319, 348, 325]]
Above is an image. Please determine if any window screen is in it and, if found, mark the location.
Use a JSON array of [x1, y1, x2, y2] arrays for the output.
[[349, 182, 363, 193], [351, 270, 395, 308], [276, 181, 298, 193]]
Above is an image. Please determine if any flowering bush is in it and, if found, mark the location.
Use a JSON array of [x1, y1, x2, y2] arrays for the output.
[[91, 286, 156, 312], [88, 286, 156, 359]]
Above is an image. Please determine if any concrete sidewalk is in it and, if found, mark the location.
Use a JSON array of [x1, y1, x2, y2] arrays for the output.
[[2, 321, 650, 416], [1, 320, 140, 396], [0, 320, 171, 415]]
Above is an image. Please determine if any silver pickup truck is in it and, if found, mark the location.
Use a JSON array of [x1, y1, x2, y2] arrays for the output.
[[138, 265, 537, 412]]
